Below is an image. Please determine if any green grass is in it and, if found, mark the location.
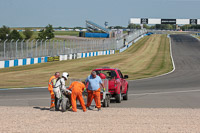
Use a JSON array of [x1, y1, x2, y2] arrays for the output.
[[54, 31, 79, 36], [0, 34, 173, 88], [192, 34, 200, 39], [19, 31, 80, 40]]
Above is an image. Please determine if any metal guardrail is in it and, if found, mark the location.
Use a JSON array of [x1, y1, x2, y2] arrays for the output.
[[0, 29, 146, 61], [0, 39, 116, 61]]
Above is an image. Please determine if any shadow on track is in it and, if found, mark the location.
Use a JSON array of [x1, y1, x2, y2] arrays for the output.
[[33, 106, 50, 111]]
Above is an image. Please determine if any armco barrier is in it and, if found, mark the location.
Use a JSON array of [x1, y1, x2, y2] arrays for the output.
[[0, 50, 115, 69]]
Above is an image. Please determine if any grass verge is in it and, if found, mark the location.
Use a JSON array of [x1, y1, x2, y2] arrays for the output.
[[19, 31, 79, 40], [0, 34, 173, 88]]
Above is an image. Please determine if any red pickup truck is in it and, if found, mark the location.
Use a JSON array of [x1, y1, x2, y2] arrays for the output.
[[92, 67, 129, 103]]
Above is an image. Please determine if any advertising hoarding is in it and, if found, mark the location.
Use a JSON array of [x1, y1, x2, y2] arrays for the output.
[[148, 19, 161, 24], [141, 18, 148, 24], [130, 18, 140, 24], [177, 19, 190, 25], [190, 19, 198, 25], [161, 19, 176, 24]]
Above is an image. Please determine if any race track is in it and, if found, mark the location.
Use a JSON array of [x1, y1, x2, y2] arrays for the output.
[[1, 34, 200, 108]]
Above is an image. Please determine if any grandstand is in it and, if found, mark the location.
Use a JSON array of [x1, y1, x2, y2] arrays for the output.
[[86, 20, 110, 33]]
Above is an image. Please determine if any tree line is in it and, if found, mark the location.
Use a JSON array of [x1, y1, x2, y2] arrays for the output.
[[0, 24, 54, 41]]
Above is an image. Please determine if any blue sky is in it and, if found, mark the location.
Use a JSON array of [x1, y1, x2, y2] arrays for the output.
[[0, 0, 199, 27]]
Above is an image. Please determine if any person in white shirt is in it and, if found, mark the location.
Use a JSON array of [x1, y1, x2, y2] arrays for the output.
[[53, 72, 70, 110]]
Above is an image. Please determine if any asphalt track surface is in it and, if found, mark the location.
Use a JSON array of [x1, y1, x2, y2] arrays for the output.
[[1, 34, 200, 108]]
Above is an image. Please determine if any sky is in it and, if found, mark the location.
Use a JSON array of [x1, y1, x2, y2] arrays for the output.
[[0, 0, 200, 28]]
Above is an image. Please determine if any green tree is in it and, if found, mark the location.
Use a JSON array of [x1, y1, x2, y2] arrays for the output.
[[127, 24, 141, 29], [136, 25, 141, 29], [113, 26, 126, 29], [9, 29, 22, 40], [38, 24, 54, 39], [128, 24, 136, 29], [155, 24, 175, 30], [181, 25, 191, 31], [23, 28, 33, 39], [143, 24, 150, 29], [150, 25, 155, 29], [0, 25, 10, 40], [73, 26, 84, 29]]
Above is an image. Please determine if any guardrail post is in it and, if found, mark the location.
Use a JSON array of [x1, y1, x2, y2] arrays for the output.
[[4, 39, 8, 60], [70, 40, 72, 54], [49, 39, 52, 56], [30, 39, 35, 58], [63, 40, 65, 55], [60, 40, 62, 55], [53, 40, 55, 56], [35, 39, 39, 57], [45, 39, 48, 56], [40, 39, 43, 57], [56, 40, 59, 55], [10, 39, 14, 59], [21, 39, 25, 59], [15, 39, 20, 59]]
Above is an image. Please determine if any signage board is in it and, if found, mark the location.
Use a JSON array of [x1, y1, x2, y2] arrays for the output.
[[47, 56, 60, 62], [148, 19, 161, 24], [176, 19, 189, 25], [141, 18, 148, 24], [190, 19, 197, 25], [161, 19, 176, 24], [130, 18, 200, 25]]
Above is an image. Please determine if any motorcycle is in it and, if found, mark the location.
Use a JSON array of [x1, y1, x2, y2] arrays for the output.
[[55, 90, 72, 112]]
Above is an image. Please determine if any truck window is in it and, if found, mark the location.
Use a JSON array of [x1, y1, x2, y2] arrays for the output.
[[117, 70, 123, 78], [95, 70, 117, 79]]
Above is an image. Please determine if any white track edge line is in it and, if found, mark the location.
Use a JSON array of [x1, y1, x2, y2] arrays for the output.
[[0, 87, 47, 91], [129, 89, 200, 96], [190, 34, 200, 41]]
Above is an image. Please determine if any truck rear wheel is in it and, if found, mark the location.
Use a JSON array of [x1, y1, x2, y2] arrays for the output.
[[103, 95, 108, 107], [116, 90, 122, 103], [107, 95, 110, 107], [123, 89, 128, 100]]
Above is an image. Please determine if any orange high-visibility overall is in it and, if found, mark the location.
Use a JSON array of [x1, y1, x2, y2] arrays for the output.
[[86, 88, 101, 109], [68, 81, 86, 112], [48, 75, 56, 108]]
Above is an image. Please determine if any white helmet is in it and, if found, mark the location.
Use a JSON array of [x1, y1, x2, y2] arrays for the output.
[[62, 72, 69, 80]]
